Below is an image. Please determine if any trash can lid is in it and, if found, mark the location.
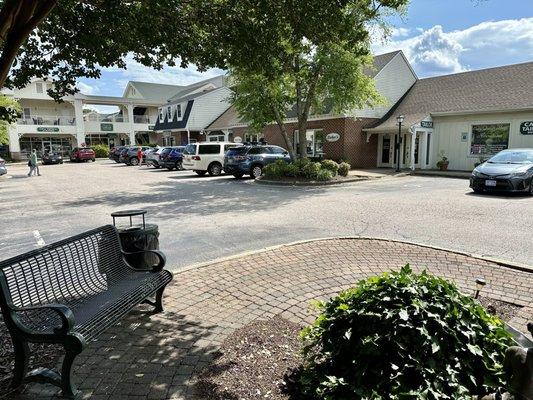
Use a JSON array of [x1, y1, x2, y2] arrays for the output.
[[111, 209, 147, 218]]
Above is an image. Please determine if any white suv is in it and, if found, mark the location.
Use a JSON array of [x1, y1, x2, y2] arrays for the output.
[[182, 142, 242, 176]]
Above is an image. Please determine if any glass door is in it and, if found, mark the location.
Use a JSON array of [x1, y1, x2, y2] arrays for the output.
[[381, 136, 391, 164]]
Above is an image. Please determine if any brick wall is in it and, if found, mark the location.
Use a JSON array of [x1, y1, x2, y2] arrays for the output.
[[262, 117, 379, 168]]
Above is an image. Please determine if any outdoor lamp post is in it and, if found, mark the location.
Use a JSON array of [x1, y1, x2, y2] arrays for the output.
[[395, 115, 404, 172], [474, 278, 486, 299]]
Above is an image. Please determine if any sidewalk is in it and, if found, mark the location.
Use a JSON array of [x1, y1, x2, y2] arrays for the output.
[[8, 238, 532, 400]]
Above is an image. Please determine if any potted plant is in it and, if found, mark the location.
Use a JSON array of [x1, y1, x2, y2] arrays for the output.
[[436, 151, 449, 171]]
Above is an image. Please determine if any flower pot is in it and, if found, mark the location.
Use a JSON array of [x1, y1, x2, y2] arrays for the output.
[[438, 163, 449, 171]]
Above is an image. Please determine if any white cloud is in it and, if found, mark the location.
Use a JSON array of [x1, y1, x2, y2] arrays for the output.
[[373, 18, 533, 77], [76, 81, 97, 95]]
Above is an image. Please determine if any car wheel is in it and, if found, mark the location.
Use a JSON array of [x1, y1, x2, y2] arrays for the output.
[[114, 160, 120, 163], [167, 166, 174, 171], [233, 173, 244, 179], [176, 161, 183, 170], [92, 158, 96, 162], [195, 170, 207, 176], [154, 165, 161, 169], [251, 164, 263, 179], [530, 180, 533, 196], [130, 157, 139, 166], [208, 162, 222, 176]]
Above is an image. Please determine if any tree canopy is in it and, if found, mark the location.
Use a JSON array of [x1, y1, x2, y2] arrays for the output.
[[209, 0, 409, 157], [0, 94, 20, 144], [0, 0, 222, 100]]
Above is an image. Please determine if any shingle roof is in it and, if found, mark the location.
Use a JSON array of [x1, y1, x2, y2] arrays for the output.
[[206, 105, 247, 130], [364, 50, 402, 78], [129, 82, 184, 102], [368, 61, 533, 132], [168, 75, 226, 102]]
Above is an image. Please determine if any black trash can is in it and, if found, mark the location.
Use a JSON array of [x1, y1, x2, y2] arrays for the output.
[[111, 210, 159, 269]]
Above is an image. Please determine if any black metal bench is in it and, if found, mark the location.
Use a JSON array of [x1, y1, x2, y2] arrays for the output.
[[0, 225, 173, 398]]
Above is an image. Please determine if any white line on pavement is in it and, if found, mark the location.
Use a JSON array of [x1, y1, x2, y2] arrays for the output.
[[33, 230, 45, 247]]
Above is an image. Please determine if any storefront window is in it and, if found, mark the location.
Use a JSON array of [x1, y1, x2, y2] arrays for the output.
[[19, 136, 73, 158], [85, 134, 110, 147], [470, 124, 510, 155], [294, 130, 324, 157]]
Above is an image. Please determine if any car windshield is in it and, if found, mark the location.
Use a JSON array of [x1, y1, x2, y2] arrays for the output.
[[183, 144, 197, 155], [487, 150, 533, 164]]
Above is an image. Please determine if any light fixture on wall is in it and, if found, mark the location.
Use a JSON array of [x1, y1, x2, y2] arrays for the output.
[[395, 115, 404, 172], [474, 278, 486, 299]]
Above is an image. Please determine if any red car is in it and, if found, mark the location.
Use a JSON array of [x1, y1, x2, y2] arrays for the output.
[[70, 147, 96, 162]]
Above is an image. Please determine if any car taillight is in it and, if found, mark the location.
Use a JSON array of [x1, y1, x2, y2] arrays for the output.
[[192, 156, 201, 160]]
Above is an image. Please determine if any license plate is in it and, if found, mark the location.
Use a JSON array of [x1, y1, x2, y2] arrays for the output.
[[485, 180, 497, 187]]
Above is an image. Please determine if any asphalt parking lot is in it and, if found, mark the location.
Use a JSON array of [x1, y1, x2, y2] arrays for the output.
[[0, 160, 531, 269]]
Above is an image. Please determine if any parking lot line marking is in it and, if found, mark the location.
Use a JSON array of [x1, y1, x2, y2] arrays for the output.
[[33, 230, 45, 247]]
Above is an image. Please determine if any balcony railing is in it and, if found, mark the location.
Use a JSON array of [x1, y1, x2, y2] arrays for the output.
[[18, 116, 76, 126], [84, 114, 127, 123], [133, 115, 154, 124]]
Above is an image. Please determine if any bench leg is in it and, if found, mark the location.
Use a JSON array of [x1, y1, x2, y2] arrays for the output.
[[11, 338, 29, 388], [154, 285, 167, 313], [60, 347, 81, 399]]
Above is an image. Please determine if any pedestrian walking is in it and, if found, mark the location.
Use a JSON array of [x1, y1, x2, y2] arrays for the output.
[[27, 149, 40, 177], [137, 147, 143, 167]]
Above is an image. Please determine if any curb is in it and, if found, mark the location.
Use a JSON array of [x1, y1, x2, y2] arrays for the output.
[[176, 236, 533, 275], [410, 171, 471, 180], [255, 176, 371, 186]]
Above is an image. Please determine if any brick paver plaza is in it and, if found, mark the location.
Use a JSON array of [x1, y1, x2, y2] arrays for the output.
[[12, 238, 533, 399]]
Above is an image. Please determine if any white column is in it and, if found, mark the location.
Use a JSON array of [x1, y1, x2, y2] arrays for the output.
[[127, 104, 135, 145], [74, 99, 85, 147], [8, 124, 20, 154], [409, 131, 417, 170], [420, 131, 429, 169], [187, 129, 190, 144]]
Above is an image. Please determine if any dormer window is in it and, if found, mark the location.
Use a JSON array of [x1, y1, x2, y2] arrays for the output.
[[36, 82, 43, 93], [167, 106, 172, 121], [159, 107, 164, 122], [177, 104, 182, 119]]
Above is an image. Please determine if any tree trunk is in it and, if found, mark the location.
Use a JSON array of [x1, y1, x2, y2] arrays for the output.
[[273, 107, 296, 160], [0, 0, 57, 88]]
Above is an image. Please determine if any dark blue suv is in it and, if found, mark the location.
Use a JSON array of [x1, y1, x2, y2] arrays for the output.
[[161, 146, 185, 170], [224, 145, 291, 179]]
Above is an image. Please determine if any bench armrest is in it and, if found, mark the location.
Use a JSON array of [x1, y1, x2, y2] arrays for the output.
[[121, 249, 167, 272], [11, 303, 74, 336]]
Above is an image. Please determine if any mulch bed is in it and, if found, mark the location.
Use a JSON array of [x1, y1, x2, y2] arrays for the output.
[[197, 316, 304, 400], [199, 299, 523, 399]]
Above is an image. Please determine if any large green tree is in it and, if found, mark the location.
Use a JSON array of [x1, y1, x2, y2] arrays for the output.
[[211, 0, 409, 158], [0, 0, 220, 100], [0, 94, 20, 144]]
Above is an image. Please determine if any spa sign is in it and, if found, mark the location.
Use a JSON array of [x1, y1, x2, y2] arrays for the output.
[[520, 121, 533, 135]]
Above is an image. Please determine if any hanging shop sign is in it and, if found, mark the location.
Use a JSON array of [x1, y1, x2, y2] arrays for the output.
[[100, 123, 114, 132], [326, 132, 340, 142], [37, 127, 59, 132], [420, 121, 433, 129], [148, 125, 155, 130], [519, 121, 533, 135]]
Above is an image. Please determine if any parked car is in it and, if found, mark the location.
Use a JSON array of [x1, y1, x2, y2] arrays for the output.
[[118, 146, 131, 163], [42, 152, 63, 165], [470, 148, 533, 194], [161, 146, 185, 171], [146, 147, 167, 168], [182, 142, 242, 176], [109, 146, 125, 163], [122, 146, 152, 166], [70, 147, 95, 162], [224, 145, 291, 179], [0, 157, 6, 176], [143, 147, 159, 166]]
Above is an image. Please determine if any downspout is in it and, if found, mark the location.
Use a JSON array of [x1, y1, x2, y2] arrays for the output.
[[187, 129, 190, 145]]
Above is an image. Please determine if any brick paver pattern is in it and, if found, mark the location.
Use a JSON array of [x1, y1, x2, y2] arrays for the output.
[[11, 239, 533, 400]]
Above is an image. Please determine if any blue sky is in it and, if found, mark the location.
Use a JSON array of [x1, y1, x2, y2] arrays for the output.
[[78, 0, 533, 103]]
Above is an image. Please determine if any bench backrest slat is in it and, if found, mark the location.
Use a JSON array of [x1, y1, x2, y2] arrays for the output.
[[0, 225, 126, 308]]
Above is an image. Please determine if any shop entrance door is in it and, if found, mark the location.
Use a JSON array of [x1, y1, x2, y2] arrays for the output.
[[381, 136, 391, 164], [42, 141, 52, 157]]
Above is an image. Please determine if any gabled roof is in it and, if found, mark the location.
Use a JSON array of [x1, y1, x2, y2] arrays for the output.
[[367, 60, 533, 132], [167, 75, 226, 102], [126, 82, 184, 102], [206, 106, 247, 131], [169, 86, 227, 104], [363, 50, 403, 78]]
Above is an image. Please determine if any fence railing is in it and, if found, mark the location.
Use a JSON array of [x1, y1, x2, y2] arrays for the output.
[[84, 114, 128, 123], [133, 115, 154, 124]]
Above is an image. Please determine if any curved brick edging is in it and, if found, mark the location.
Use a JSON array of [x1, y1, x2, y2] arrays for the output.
[[15, 238, 533, 400], [255, 176, 371, 186]]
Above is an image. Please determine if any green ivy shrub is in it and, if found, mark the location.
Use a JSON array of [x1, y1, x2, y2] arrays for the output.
[[263, 159, 289, 178], [316, 169, 333, 181], [92, 144, 110, 158], [293, 157, 311, 176], [302, 162, 321, 180], [299, 265, 514, 400], [320, 159, 339, 175], [285, 163, 300, 177], [338, 162, 350, 177]]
